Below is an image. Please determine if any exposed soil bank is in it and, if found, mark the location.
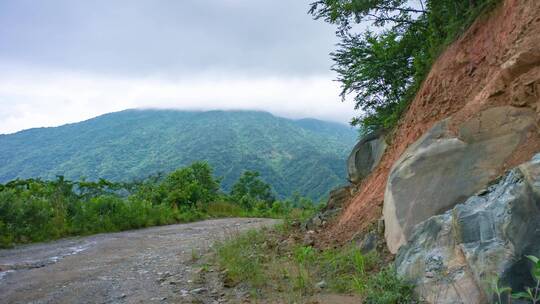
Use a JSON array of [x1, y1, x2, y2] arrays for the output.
[[322, 0, 540, 245]]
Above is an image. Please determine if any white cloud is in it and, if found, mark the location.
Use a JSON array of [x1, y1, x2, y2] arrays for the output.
[[0, 65, 355, 134]]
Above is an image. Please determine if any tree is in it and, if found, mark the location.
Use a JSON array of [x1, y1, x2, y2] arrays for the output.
[[332, 27, 424, 130], [77, 178, 123, 200], [309, 0, 426, 32], [309, 0, 499, 131], [160, 162, 220, 208], [230, 171, 275, 209], [309, 0, 427, 131]]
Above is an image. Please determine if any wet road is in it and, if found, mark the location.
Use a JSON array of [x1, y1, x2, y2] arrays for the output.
[[0, 218, 279, 304]]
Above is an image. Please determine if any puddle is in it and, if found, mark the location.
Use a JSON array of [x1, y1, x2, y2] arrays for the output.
[[45, 242, 95, 265], [0, 270, 15, 281], [69, 244, 92, 255], [2, 242, 95, 272], [47, 242, 94, 264]]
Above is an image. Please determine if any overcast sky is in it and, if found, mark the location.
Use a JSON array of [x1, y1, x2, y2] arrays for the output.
[[0, 0, 356, 134]]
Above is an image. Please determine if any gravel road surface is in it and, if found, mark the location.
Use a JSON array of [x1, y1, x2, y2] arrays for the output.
[[0, 218, 279, 304]]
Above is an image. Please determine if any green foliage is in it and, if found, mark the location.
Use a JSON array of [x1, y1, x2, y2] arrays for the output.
[[310, 0, 502, 132], [215, 226, 415, 302], [490, 277, 512, 304], [205, 201, 244, 218], [317, 246, 378, 293], [511, 255, 540, 303], [231, 170, 275, 210], [332, 27, 422, 131], [0, 163, 314, 248], [159, 162, 220, 208], [215, 229, 268, 288], [0, 110, 356, 200], [489, 255, 540, 303], [309, 0, 420, 29], [363, 266, 416, 304], [293, 246, 317, 293]]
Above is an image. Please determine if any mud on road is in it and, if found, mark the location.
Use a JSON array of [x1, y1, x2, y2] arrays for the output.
[[0, 218, 279, 304]]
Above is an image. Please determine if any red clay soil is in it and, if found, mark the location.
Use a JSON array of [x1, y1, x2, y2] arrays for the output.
[[319, 0, 540, 246]]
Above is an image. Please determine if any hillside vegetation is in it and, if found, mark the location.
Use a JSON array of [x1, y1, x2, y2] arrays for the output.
[[0, 162, 315, 248], [0, 110, 357, 200]]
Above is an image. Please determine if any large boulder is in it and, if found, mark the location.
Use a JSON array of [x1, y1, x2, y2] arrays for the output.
[[395, 154, 540, 303], [347, 131, 387, 183], [383, 106, 536, 253]]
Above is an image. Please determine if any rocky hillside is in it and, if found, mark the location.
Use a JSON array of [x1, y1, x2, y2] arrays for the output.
[[313, 0, 540, 302], [0, 110, 357, 200]]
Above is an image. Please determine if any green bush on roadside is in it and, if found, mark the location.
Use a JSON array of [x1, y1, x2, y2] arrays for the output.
[[0, 162, 314, 248]]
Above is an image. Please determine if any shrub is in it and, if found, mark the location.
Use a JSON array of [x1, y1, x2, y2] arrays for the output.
[[230, 171, 276, 209], [363, 266, 416, 304], [206, 201, 244, 218], [0, 164, 315, 247], [160, 162, 220, 208]]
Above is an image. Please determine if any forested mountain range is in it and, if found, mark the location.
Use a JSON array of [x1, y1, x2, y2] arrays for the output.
[[0, 110, 357, 200]]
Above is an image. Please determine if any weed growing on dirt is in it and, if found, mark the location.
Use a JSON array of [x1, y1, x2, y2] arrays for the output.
[[213, 222, 416, 302], [215, 229, 268, 290], [191, 248, 201, 262], [362, 266, 416, 304]]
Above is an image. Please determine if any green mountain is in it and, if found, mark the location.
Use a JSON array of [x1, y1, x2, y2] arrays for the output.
[[0, 110, 357, 200]]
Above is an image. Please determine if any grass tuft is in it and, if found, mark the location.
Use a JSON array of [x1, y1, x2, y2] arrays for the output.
[[213, 222, 416, 302]]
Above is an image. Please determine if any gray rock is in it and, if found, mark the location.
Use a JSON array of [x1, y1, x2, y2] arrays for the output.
[[347, 131, 387, 183], [303, 213, 324, 231], [303, 185, 352, 231], [312, 216, 323, 228], [303, 209, 342, 231], [326, 185, 352, 210], [315, 280, 327, 290], [303, 230, 316, 247], [384, 106, 536, 253], [395, 154, 540, 304], [357, 232, 379, 254], [190, 287, 207, 295]]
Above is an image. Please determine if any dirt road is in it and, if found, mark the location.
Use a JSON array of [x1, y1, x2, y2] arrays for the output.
[[0, 218, 279, 304]]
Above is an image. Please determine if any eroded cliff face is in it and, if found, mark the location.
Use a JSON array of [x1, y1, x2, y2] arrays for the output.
[[396, 153, 540, 303], [384, 106, 536, 253], [320, 0, 540, 248]]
